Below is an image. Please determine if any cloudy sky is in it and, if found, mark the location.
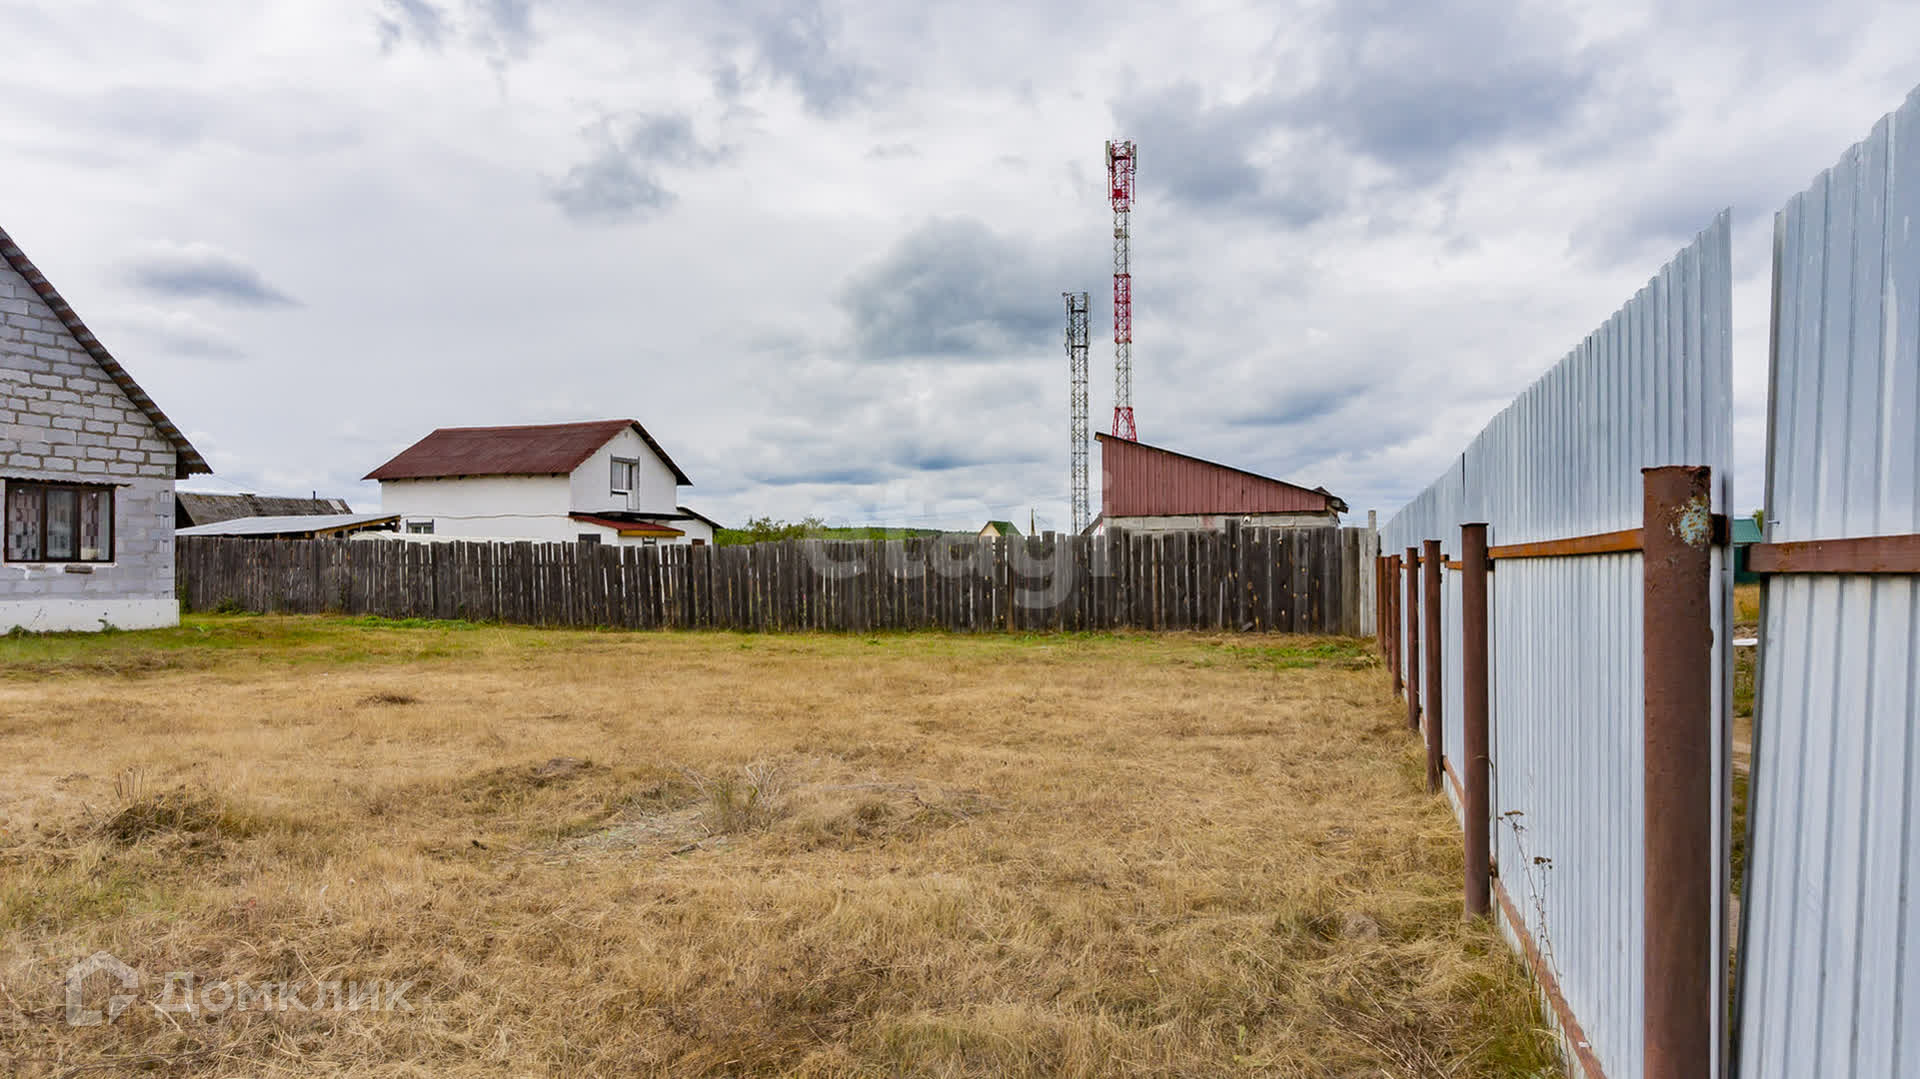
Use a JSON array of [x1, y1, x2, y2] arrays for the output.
[[4, 1, 1916, 530]]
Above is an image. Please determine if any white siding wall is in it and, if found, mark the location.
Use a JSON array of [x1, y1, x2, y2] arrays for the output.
[[571, 428, 678, 516], [378, 475, 578, 540]]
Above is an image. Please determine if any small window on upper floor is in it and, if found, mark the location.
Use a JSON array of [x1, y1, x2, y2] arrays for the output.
[[405, 520, 435, 535], [610, 457, 639, 498], [4, 481, 114, 563]]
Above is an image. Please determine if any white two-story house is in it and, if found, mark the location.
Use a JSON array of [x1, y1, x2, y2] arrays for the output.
[[364, 419, 717, 545]]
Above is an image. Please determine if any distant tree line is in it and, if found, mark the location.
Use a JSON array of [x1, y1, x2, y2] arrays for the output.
[[715, 517, 945, 546]]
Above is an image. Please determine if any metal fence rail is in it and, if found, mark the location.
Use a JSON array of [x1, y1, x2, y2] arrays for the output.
[[1735, 88, 1920, 1079], [1381, 214, 1733, 1079]]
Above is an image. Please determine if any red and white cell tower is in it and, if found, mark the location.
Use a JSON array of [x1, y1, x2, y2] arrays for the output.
[[1106, 139, 1137, 441]]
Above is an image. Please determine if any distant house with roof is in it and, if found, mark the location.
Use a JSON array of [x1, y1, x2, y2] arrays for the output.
[[977, 520, 1020, 539], [1093, 433, 1346, 535], [364, 420, 717, 546], [1732, 514, 1763, 584], [175, 491, 350, 529], [1, 224, 210, 632]]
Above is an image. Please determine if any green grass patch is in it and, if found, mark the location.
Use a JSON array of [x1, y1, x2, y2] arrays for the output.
[[0, 858, 168, 931], [340, 615, 487, 631], [1732, 765, 1750, 898], [2, 613, 1378, 684], [0, 614, 535, 679]]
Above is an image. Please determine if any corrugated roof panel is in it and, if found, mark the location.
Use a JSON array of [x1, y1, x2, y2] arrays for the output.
[[365, 420, 692, 485], [177, 513, 398, 537], [1096, 434, 1340, 517], [177, 492, 351, 526]]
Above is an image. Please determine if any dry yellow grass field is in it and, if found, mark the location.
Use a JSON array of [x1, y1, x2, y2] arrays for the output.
[[0, 617, 1558, 1077]]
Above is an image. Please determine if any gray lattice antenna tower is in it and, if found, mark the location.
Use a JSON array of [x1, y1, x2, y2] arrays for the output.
[[1065, 291, 1090, 535]]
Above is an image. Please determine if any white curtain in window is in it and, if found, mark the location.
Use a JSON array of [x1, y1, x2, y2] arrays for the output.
[[45, 488, 78, 561], [4, 485, 39, 560], [79, 489, 110, 560]]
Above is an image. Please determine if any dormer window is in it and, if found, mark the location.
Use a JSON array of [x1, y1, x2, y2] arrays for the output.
[[610, 457, 638, 503]]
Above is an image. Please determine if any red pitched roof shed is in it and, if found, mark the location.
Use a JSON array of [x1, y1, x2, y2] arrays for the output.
[[1096, 433, 1343, 517], [364, 420, 691, 485]]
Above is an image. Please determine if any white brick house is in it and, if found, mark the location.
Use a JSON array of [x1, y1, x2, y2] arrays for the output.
[[1, 225, 210, 632], [365, 420, 717, 545]]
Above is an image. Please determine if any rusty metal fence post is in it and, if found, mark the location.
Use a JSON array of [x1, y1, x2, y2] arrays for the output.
[[1389, 554, 1403, 694], [1372, 555, 1382, 653], [1642, 466, 1713, 1079], [1376, 555, 1387, 656], [1422, 538, 1444, 795], [1460, 523, 1491, 918], [1404, 546, 1420, 730]]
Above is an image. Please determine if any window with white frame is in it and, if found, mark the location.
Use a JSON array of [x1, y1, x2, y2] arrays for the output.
[[4, 480, 114, 563], [610, 457, 639, 503], [405, 519, 435, 535]]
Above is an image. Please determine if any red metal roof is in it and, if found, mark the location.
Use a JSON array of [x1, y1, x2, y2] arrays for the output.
[[0, 224, 209, 476], [569, 514, 685, 537], [1096, 433, 1345, 517], [364, 420, 691, 485]]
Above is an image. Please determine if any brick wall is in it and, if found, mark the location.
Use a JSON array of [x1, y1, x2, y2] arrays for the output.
[[0, 258, 177, 605]]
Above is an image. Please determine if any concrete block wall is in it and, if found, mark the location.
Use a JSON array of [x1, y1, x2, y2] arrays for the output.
[[0, 258, 179, 615]]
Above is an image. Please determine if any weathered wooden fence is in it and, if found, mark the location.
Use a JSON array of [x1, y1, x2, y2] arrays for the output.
[[177, 526, 1376, 635]]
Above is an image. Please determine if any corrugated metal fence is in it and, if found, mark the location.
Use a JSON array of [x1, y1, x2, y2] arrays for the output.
[[1734, 89, 1920, 1078], [176, 527, 1378, 635], [1378, 83, 1920, 1079], [1380, 214, 1735, 1079]]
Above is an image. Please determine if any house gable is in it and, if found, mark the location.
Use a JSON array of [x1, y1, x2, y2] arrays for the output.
[[0, 224, 206, 477], [1, 225, 200, 630], [569, 425, 681, 516]]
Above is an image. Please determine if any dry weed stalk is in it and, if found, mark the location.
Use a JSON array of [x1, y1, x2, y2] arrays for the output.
[[684, 760, 792, 835]]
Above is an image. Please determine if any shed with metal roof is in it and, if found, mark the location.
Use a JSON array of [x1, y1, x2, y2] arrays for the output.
[[1095, 433, 1346, 534]]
